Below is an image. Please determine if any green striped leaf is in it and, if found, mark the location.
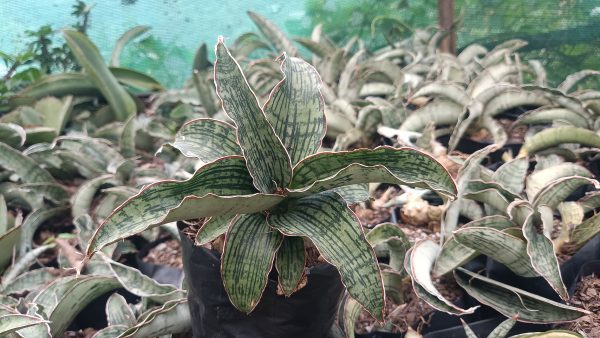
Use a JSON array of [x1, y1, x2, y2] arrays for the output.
[[192, 69, 217, 117], [1, 267, 55, 294], [0, 142, 54, 183], [63, 30, 136, 121], [247, 11, 298, 56], [264, 55, 325, 165], [532, 176, 599, 210], [509, 330, 583, 337], [290, 146, 456, 198], [434, 216, 516, 276], [519, 126, 600, 157], [92, 325, 127, 338], [400, 100, 464, 132], [106, 293, 136, 327], [332, 184, 370, 204], [460, 319, 478, 338], [487, 317, 517, 338], [493, 157, 529, 195], [366, 223, 411, 272], [569, 212, 600, 251], [72, 175, 118, 220], [86, 156, 284, 256], [165, 118, 241, 162], [214, 38, 292, 193], [118, 299, 191, 338], [523, 207, 568, 300], [275, 236, 306, 297], [0, 225, 21, 272], [195, 215, 234, 245], [221, 213, 283, 313], [34, 95, 73, 135], [9, 73, 98, 106], [516, 107, 589, 129], [0, 123, 26, 147], [119, 115, 136, 157], [0, 314, 49, 336], [454, 226, 538, 277], [526, 163, 592, 200], [20, 206, 67, 253], [405, 240, 479, 315], [110, 67, 163, 91], [268, 191, 384, 320], [454, 268, 589, 323]]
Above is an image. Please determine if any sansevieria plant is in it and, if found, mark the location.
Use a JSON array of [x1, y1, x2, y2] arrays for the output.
[[85, 37, 457, 320]]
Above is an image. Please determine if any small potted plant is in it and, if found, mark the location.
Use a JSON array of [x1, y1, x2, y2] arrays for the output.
[[85, 37, 456, 337]]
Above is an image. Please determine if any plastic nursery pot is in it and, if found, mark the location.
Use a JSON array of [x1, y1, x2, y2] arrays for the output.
[[135, 235, 184, 287], [179, 229, 345, 338]]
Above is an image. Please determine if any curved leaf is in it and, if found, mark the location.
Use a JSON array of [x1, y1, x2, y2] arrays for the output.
[[222, 213, 283, 313], [519, 126, 600, 157], [110, 25, 151, 67], [290, 146, 456, 198], [526, 163, 592, 200], [569, 212, 600, 251], [400, 100, 463, 132], [532, 176, 599, 210], [195, 215, 234, 245], [516, 107, 589, 129], [165, 118, 241, 162], [0, 314, 48, 335], [493, 157, 529, 195], [118, 299, 191, 338], [275, 236, 306, 297], [110, 67, 163, 91], [264, 55, 325, 165], [0, 142, 54, 183], [366, 223, 411, 272], [106, 293, 136, 327], [268, 191, 384, 320], [86, 156, 284, 256], [247, 11, 298, 55], [214, 38, 292, 193], [454, 268, 589, 323], [63, 30, 136, 121]]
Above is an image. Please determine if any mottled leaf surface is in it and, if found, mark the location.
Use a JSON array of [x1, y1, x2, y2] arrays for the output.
[[166, 118, 240, 162], [275, 236, 306, 297]]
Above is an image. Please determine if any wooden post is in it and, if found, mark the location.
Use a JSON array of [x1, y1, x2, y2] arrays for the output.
[[438, 0, 456, 54]]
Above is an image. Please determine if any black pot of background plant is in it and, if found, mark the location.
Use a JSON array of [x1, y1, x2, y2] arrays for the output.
[[178, 225, 344, 338], [133, 235, 184, 286]]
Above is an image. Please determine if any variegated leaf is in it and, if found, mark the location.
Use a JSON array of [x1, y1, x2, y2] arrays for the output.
[[0, 314, 49, 336], [118, 299, 191, 338], [569, 212, 600, 251], [247, 11, 298, 55], [0, 142, 55, 183], [366, 223, 411, 272], [195, 215, 234, 245], [454, 268, 589, 323], [275, 236, 306, 297], [264, 55, 325, 165], [214, 38, 292, 193], [493, 157, 529, 195], [532, 176, 599, 210], [106, 293, 136, 327], [290, 146, 456, 198], [332, 184, 370, 204], [165, 118, 241, 162], [86, 156, 284, 256], [519, 126, 600, 157], [526, 163, 592, 200], [268, 191, 384, 320], [221, 213, 283, 313]]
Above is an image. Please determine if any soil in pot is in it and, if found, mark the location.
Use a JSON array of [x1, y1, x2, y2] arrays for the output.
[[178, 222, 344, 338]]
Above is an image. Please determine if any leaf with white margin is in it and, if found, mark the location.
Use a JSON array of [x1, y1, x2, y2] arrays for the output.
[[214, 38, 292, 193], [454, 268, 589, 323], [268, 191, 385, 321], [0, 314, 49, 336], [404, 240, 478, 315], [532, 176, 599, 210], [526, 163, 592, 200], [118, 299, 191, 338], [493, 157, 529, 195], [275, 235, 306, 297]]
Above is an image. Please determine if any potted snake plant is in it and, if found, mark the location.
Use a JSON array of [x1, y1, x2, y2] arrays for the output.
[[84, 37, 457, 337]]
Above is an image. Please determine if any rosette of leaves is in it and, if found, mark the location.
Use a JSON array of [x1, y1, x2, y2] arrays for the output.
[[85, 37, 457, 320]]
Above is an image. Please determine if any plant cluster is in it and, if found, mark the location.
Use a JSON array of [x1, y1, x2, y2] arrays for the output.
[[0, 9, 598, 338]]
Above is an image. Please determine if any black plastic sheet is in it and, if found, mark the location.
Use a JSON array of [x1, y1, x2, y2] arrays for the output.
[[180, 231, 344, 338]]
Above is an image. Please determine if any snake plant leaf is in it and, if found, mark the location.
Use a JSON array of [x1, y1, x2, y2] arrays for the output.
[[366, 223, 411, 272], [214, 38, 292, 193], [487, 317, 517, 338], [454, 268, 589, 323], [263, 55, 325, 165], [72, 174, 118, 220], [105, 258, 185, 302], [118, 299, 191, 338], [400, 99, 463, 132], [0, 314, 49, 335], [482, 88, 551, 117], [0, 123, 26, 147], [221, 213, 283, 313], [532, 176, 599, 210], [193, 43, 211, 71], [9, 73, 98, 107], [454, 226, 539, 277], [5, 244, 54, 285], [106, 293, 136, 327], [579, 191, 600, 212], [34, 95, 74, 135], [332, 184, 370, 204], [468, 64, 522, 98], [0, 196, 6, 235], [405, 240, 479, 315], [493, 157, 529, 195], [86, 156, 284, 256], [526, 163, 592, 200], [247, 11, 298, 56], [519, 126, 600, 157], [569, 212, 600, 251], [275, 236, 306, 297], [16, 304, 51, 338], [195, 215, 234, 245], [92, 325, 128, 338], [119, 115, 136, 157], [522, 207, 568, 300], [1, 267, 55, 294], [192, 70, 218, 117], [516, 107, 589, 129], [434, 216, 516, 276], [165, 118, 241, 162], [509, 331, 583, 338], [294, 38, 331, 58], [290, 146, 457, 198], [268, 191, 384, 321], [0, 225, 21, 272], [63, 30, 136, 121], [109, 67, 163, 91], [0, 142, 54, 183], [464, 188, 511, 215], [411, 81, 470, 106], [110, 25, 151, 67], [460, 319, 478, 338], [558, 70, 600, 93]]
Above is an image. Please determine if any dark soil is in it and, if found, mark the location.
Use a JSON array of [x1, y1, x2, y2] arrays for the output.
[[143, 239, 183, 268], [63, 328, 96, 338], [563, 274, 600, 337]]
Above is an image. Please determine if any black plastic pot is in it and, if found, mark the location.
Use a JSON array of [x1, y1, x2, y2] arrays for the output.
[[179, 230, 344, 338], [135, 236, 184, 287]]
